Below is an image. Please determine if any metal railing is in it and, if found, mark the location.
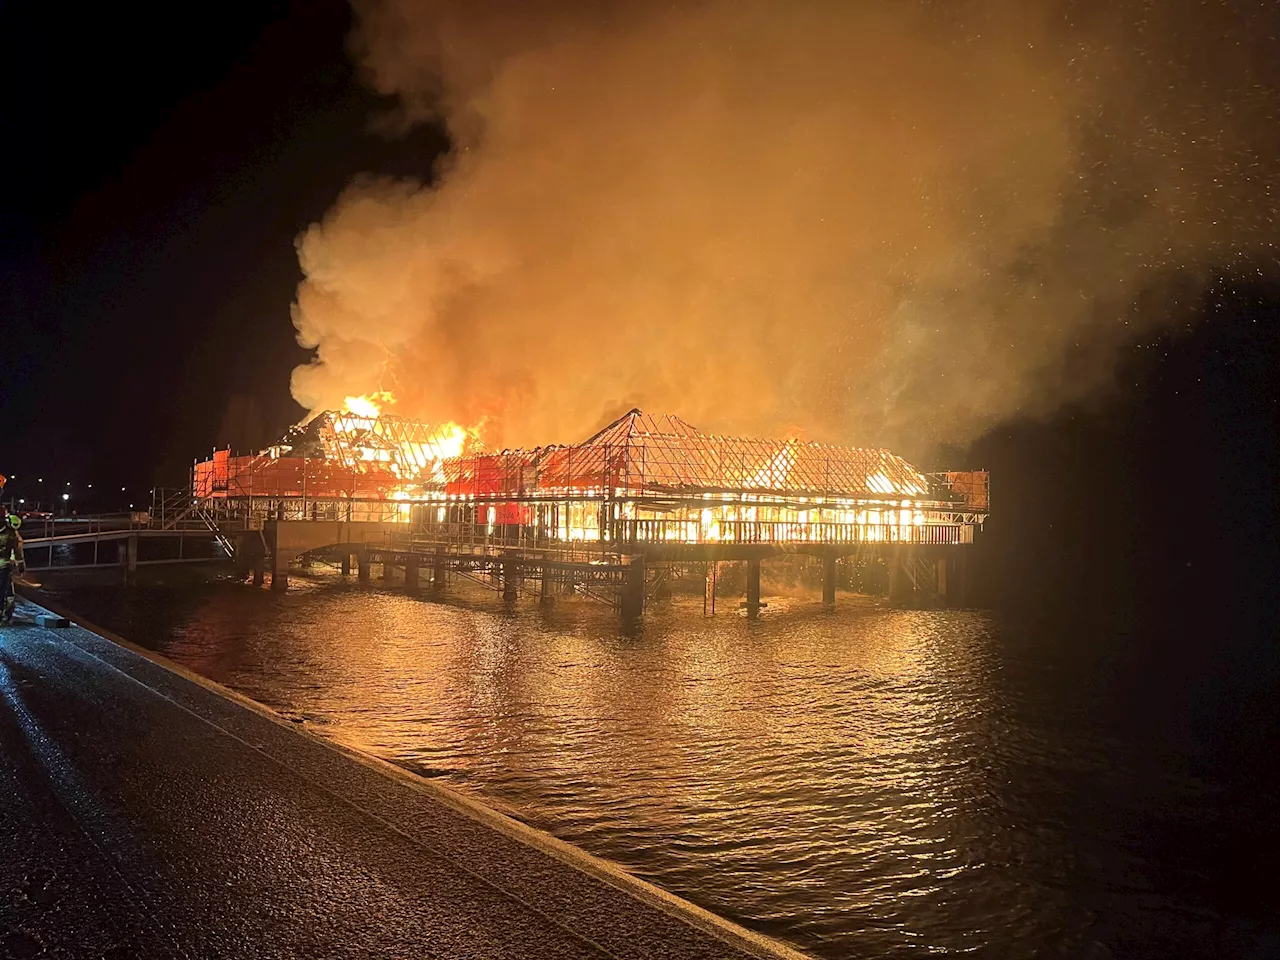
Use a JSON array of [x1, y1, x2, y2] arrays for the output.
[[617, 519, 968, 545], [16, 514, 151, 542]]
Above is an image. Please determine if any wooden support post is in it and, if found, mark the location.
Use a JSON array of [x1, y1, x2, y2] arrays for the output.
[[620, 555, 646, 620], [126, 535, 138, 586], [357, 552, 371, 583], [271, 550, 288, 591], [822, 554, 837, 611], [502, 561, 518, 601], [381, 560, 393, 581], [233, 531, 257, 580], [888, 547, 918, 607], [405, 557, 419, 592], [936, 554, 948, 605], [341, 553, 351, 576], [432, 551, 446, 590], [541, 565, 555, 605], [252, 560, 264, 587], [953, 549, 970, 608], [746, 558, 761, 619]]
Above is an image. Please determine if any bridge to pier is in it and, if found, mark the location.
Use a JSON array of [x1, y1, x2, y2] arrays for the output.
[[15, 511, 225, 577]]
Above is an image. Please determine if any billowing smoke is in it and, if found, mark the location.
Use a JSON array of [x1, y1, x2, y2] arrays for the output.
[[290, 0, 1279, 455]]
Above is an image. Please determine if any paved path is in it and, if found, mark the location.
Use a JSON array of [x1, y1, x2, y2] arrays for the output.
[[0, 601, 802, 960]]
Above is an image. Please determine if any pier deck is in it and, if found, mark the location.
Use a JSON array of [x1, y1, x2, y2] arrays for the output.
[[0, 600, 802, 959]]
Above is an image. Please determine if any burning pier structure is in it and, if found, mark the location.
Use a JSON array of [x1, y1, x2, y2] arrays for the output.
[[189, 409, 988, 617]]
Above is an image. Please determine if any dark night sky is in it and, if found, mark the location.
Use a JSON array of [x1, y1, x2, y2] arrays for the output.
[[0, 1, 446, 501]]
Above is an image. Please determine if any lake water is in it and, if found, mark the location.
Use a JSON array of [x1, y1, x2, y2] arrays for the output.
[[37, 569, 1278, 958]]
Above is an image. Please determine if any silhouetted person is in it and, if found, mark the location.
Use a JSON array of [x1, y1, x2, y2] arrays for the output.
[[0, 513, 27, 624]]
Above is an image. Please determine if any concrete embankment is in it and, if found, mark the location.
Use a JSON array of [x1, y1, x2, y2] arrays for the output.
[[0, 598, 807, 960]]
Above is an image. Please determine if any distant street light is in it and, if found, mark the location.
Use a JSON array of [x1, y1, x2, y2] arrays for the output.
[[62, 493, 70, 501]]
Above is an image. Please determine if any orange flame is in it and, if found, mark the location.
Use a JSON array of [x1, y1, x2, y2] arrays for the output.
[[342, 390, 397, 418]]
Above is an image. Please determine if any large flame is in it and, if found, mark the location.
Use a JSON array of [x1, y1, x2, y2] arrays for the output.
[[343, 391, 396, 419], [745, 446, 796, 491], [330, 391, 483, 487], [394, 422, 473, 467]]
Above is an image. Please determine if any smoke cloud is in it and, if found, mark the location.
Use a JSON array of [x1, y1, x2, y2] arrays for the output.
[[289, 0, 1280, 456]]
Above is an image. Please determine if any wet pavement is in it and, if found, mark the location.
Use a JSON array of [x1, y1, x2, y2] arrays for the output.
[[0, 600, 801, 960]]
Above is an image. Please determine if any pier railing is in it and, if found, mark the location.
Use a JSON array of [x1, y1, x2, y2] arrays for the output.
[[618, 519, 971, 545], [16, 514, 152, 542]]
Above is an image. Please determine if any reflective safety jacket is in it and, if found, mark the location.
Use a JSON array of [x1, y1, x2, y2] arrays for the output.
[[0, 528, 23, 570]]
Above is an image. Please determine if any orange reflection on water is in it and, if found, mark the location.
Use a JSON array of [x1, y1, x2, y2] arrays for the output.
[[140, 575, 1042, 957]]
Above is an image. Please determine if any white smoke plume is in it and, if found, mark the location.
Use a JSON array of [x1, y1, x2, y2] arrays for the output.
[[289, 0, 1279, 455]]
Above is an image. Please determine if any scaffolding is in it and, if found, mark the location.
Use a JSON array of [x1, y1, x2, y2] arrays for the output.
[[193, 413, 479, 500]]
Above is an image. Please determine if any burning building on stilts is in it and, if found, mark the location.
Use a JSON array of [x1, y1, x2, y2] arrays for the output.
[[189, 408, 987, 615]]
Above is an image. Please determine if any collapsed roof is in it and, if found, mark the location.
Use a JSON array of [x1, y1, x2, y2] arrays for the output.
[[444, 408, 938, 501]]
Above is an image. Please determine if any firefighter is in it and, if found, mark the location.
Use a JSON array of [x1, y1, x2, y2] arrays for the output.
[[1, 513, 25, 624]]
